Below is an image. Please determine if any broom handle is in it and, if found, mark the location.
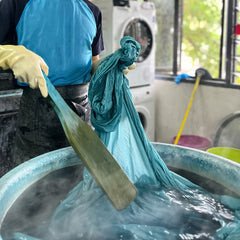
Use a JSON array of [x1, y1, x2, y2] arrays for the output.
[[174, 75, 201, 145]]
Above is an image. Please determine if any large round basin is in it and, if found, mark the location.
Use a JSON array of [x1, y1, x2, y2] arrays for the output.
[[0, 142, 240, 239]]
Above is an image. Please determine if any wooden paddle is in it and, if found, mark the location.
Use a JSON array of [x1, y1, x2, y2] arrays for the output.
[[44, 74, 137, 210]]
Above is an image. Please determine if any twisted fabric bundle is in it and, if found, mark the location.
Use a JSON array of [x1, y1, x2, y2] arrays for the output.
[[89, 36, 140, 132]]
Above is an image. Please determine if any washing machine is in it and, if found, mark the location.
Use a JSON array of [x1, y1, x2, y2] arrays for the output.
[[130, 85, 155, 141], [92, 0, 156, 87]]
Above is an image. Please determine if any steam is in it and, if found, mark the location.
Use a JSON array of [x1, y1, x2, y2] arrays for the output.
[[1, 165, 84, 239], [2, 168, 238, 240]]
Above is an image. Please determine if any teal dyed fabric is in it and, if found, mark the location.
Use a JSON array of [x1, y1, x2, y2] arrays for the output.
[[11, 37, 240, 240], [89, 37, 189, 189], [89, 36, 141, 132]]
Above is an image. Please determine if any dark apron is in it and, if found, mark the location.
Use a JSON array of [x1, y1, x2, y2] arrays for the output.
[[13, 83, 91, 165]]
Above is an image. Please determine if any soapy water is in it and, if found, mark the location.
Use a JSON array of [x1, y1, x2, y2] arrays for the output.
[[1, 166, 239, 240]]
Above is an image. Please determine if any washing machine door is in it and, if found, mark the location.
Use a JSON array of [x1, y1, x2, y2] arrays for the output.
[[123, 18, 153, 63], [134, 105, 155, 141]]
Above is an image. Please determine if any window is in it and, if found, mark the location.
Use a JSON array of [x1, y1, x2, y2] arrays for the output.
[[152, 0, 176, 72], [229, 0, 240, 83], [153, 0, 240, 85]]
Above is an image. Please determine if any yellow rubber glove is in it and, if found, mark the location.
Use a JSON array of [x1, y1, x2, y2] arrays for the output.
[[122, 63, 136, 75], [0, 45, 49, 97], [91, 59, 136, 76]]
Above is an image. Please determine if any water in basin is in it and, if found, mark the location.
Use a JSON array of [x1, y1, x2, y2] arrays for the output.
[[1, 144, 240, 240]]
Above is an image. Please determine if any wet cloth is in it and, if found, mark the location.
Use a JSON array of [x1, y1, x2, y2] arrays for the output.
[[11, 37, 240, 240]]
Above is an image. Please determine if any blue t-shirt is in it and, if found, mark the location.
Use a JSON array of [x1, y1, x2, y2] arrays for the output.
[[0, 0, 104, 85]]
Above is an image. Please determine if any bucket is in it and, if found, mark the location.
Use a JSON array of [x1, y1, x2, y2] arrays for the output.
[[172, 135, 212, 151], [207, 147, 240, 164]]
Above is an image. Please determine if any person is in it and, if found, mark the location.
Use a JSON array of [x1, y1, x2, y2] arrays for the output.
[[0, 0, 104, 167]]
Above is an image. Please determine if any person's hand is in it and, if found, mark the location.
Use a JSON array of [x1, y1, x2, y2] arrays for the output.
[[0, 45, 49, 97], [91, 58, 103, 75], [91, 59, 136, 76], [122, 63, 136, 75]]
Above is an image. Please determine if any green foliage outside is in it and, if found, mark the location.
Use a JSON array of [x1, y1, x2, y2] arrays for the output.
[[152, 0, 222, 78], [182, 0, 222, 78]]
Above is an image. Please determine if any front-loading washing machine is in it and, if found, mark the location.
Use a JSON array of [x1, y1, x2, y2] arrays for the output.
[[130, 85, 155, 141], [92, 0, 156, 88]]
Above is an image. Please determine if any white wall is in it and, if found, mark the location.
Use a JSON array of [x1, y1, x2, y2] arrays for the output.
[[153, 79, 240, 145]]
